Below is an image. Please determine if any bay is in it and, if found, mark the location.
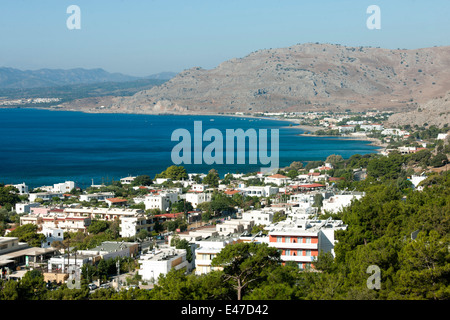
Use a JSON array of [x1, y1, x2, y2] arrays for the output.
[[0, 108, 378, 188]]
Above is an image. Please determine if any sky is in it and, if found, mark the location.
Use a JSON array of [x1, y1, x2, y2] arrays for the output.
[[0, 0, 449, 76]]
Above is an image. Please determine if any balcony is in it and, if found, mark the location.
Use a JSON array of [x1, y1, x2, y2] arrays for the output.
[[269, 242, 318, 250], [280, 255, 315, 262]]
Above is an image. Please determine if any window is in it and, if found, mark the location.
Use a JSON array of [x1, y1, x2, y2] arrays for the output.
[[298, 237, 303, 243], [306, 250, 311, 256], [286, 249, 291, 256], [286, 236, 290, 243], [305, 237, 311, 244], [277, 237, 282, 243]]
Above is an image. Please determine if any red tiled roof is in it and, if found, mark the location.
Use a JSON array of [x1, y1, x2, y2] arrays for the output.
[[224, 190, 240, 195], [106, 198, 128, 203], [154, 212, 185, 219], [328, 177, 344, 181], [267, 174, 288, 179]]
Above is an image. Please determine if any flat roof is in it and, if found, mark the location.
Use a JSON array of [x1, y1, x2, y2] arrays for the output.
[[89, 241, 138, 253], [1, 247, 57, 259]]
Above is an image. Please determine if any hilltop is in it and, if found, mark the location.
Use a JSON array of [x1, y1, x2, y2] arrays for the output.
[[53, 43, 450, 119]]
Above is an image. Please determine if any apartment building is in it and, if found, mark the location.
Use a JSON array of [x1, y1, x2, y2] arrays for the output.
[[264, 174, 291, 186], [63, 207, 143, 221], [138, 248, 189, 283], [194, 236, 237, 275], [238, 185, 278, 197], [241, 209, 274, 225], [185, 192, 212, 208], [79, 192, 115, 202], [266, 217, 347, 270], [144, 192, 179, 211], [120, 215, 156, 238]]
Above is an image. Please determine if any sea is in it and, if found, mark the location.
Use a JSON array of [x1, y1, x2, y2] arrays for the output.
[[0, 108, 379, 188]]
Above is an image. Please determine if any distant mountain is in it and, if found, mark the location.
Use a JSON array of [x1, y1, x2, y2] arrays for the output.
[[146, 72, 178, 80], [0, 67, 141, 89], [90, 43, 450, 116]]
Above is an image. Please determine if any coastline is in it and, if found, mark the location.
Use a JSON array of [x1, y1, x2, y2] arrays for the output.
[[298, 132, 386, 152]]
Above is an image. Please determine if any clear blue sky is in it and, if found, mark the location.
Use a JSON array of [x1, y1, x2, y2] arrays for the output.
[[1, 0, 449, 76]]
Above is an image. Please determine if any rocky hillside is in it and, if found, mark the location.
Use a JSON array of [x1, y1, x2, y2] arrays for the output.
[[60, 43, 450, 118], [387, 90, 450, 127]]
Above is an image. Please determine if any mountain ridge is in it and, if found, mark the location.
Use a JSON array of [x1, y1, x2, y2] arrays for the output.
[[0, 67, 177, 89], [97, 43, 450, 116]]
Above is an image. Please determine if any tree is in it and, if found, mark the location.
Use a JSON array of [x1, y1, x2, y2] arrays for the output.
[[18, 270, 47, 300], [87, 220, 109, 234], [272, 211, 286, 223], [203, 169, 219, 188], [7, 224, 46, 247], [0, 186, 20, 208], [394, 231, 450, 300], [313, 193, 324, 209], [287, 161, 303, 171], [137, 229, 149, 240], [305, 160, 324, 171], [211, 242, 281, 300], [156, 165, 188, 181], [201, 211, 212, 223], [172, 200, 193, 213], [170, 236, 193, 262], [326, 154, 344, 167], [429, 153, 448, 167], [286, 169, 299, 179], [132, 175, 153, 186]]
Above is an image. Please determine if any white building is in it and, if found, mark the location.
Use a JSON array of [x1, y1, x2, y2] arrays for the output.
[[120, 176, 136, 185], [28, 192, 64, 203], [144, 193, 178, 211], [12, 183, 29, 195], [53, 181, 76, 193], [338, 125, 356, 133], [216, 218, 254, 236], [360, 124, 384, 131], [381, 128, 409, 137], [194, 236, 237, 275], [190, 184, 207, 192], [238, 186, 278, 197], [408, 175, 427, 190], [264, 174, 291, 186], [79, 192, 115, 202], [437, 133, 448, 140], [119, 215, 155, 238], [321, 193, 364, 214], [138, 248, 189, 283], [40, 227, 64, 248], [15, 202, 41, 214], [241, 209, 274, 225], [266, 217, 347, 269], [63, 207, 143, 221], [185, 192, 212, 208]]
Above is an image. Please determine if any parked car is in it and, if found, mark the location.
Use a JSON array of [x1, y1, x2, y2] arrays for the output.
[[100, 283, 110, 289], [88, 283, 97, 290]]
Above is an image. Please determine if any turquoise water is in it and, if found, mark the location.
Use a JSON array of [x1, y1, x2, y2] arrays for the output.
[[0, 108, 378, 188]]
